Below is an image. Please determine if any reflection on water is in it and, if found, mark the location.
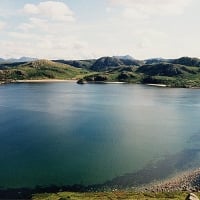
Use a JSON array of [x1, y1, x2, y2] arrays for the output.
[[0, 83, 200, 189]]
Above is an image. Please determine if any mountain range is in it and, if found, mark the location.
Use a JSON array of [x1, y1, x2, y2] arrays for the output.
[[0, 57, 37, 63], [1, 55, 200, 88]]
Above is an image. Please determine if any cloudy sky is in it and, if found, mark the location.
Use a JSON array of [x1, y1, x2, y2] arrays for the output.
[[0, 0, 199, 59]]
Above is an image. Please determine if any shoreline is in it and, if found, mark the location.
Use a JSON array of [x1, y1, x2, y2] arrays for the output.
[[1, 168, 200, 199], [15, 79, 77, 83], [147, 83, 167, 87], [141, 168, 200, 192], [1, 80, 200, 89]]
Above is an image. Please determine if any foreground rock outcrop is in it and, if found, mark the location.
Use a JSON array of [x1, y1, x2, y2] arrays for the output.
[[186, 193, 199, 200]]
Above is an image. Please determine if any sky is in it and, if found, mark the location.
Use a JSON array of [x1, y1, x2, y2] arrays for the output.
[[0, 0, 200, 60]]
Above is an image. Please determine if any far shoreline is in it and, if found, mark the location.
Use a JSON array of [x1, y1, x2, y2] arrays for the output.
[[147, 83, 167, 87], [15, 80, 127, 84], [1, 79, 200, 89], [15, 79, 77, 83]]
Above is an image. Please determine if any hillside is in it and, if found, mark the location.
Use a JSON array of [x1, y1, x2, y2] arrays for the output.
[[135, 62, 200, 87], [76, 56, 200, 88], [171, 57, 200, 67], [0, 59, 89, 82], [90, 56, 142, 71], [53, 59, 95, 69], [78, 66, 141, 83], [136, 63, 200, 76], [32, 191, 195, 200], [1, 56, 200, 88], [54, 56, 143, 71]]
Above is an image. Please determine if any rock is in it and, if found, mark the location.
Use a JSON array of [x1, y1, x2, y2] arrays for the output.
[[185, 193, 199, 200], [77, 79, 86, 84]]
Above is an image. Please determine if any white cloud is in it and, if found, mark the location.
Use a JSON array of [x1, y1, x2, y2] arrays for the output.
[[24, 4, 39, 15], [109, 0, 192, 19], [2, 29, 91, 59], [0, 21, 5, 30], [5, 1, 92, 59], [19, 17, 49, 31], [1, 0, 199, 60], [23, 1, 75, 22]]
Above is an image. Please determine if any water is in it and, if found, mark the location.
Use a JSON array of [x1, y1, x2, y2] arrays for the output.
[[0, 83, 200, 189]]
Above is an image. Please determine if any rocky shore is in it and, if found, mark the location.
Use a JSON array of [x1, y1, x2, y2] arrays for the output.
[[142, 168, 200, 193]]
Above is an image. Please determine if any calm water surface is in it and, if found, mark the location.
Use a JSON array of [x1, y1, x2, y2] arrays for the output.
[[0, 83, 200, 188]]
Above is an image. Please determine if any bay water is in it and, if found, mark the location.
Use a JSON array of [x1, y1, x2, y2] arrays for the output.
[[0, 83, 200, 188]]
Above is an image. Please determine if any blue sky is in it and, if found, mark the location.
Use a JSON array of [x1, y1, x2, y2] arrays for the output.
[[0, 0, 200, 59]]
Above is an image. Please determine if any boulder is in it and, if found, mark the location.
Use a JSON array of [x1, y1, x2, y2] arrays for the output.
[[185, 193, 199, 200]]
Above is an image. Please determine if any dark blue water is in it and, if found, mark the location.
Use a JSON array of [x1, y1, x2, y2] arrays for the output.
[[0, 83, 200, 188]]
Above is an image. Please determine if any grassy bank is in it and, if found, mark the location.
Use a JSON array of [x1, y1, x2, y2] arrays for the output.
[[32, 191, 198, 200], [31, 168, 200, 199]]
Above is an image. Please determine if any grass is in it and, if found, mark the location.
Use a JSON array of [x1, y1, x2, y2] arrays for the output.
[[32, 191, 199, 200], [0, 60, 90, 81], [2, 59, 200, 88]]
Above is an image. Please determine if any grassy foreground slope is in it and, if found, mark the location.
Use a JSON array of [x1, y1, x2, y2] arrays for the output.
[[0, 60, 89, 82], [32, 191, 199, 200]]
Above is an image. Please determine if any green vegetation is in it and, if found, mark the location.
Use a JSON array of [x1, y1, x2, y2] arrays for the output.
[[78, 66, 142, 83], [78, 58, 200, 87], [1, 56, 200, 88], [138, 63, 200, 87], [90, 56, 142, 71], [0, 60, 89, 82], [32, 191, 198, 200], [53, 59, 96, 70]]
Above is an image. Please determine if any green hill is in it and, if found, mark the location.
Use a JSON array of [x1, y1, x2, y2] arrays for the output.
[[90, 57, 142, 71], [171, 57, 200, 67], [53, 59, 96, 69], [136, 63, 199, 76], [77, 57, 200, 88], [2, 56, 200, 88], [77, 66, 141, 83], [0, 59, 89, 82]]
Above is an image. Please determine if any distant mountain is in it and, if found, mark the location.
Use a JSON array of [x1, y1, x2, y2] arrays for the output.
[[0, 57, 37, 63], [145, 57, 200, 67], [0, 58, 5, 62], [55, 56, 142, 71], [170, 57, 200, 67], [0, 62, 27, 70], [91, 56, 142, 71], [120, 58, 143, 66], [145, 58, 170, 64], [113, 55, 144, 66], [113, 55, 134, 60], [54, 59, 95, 69], [91, 57, 123, 71]]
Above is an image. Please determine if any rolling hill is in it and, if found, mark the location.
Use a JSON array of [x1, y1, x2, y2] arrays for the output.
[[1, 56, 200, 88], [0, 59, 89, 82], [90, 56, 142, 71], [170, 57, 200, 67]]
